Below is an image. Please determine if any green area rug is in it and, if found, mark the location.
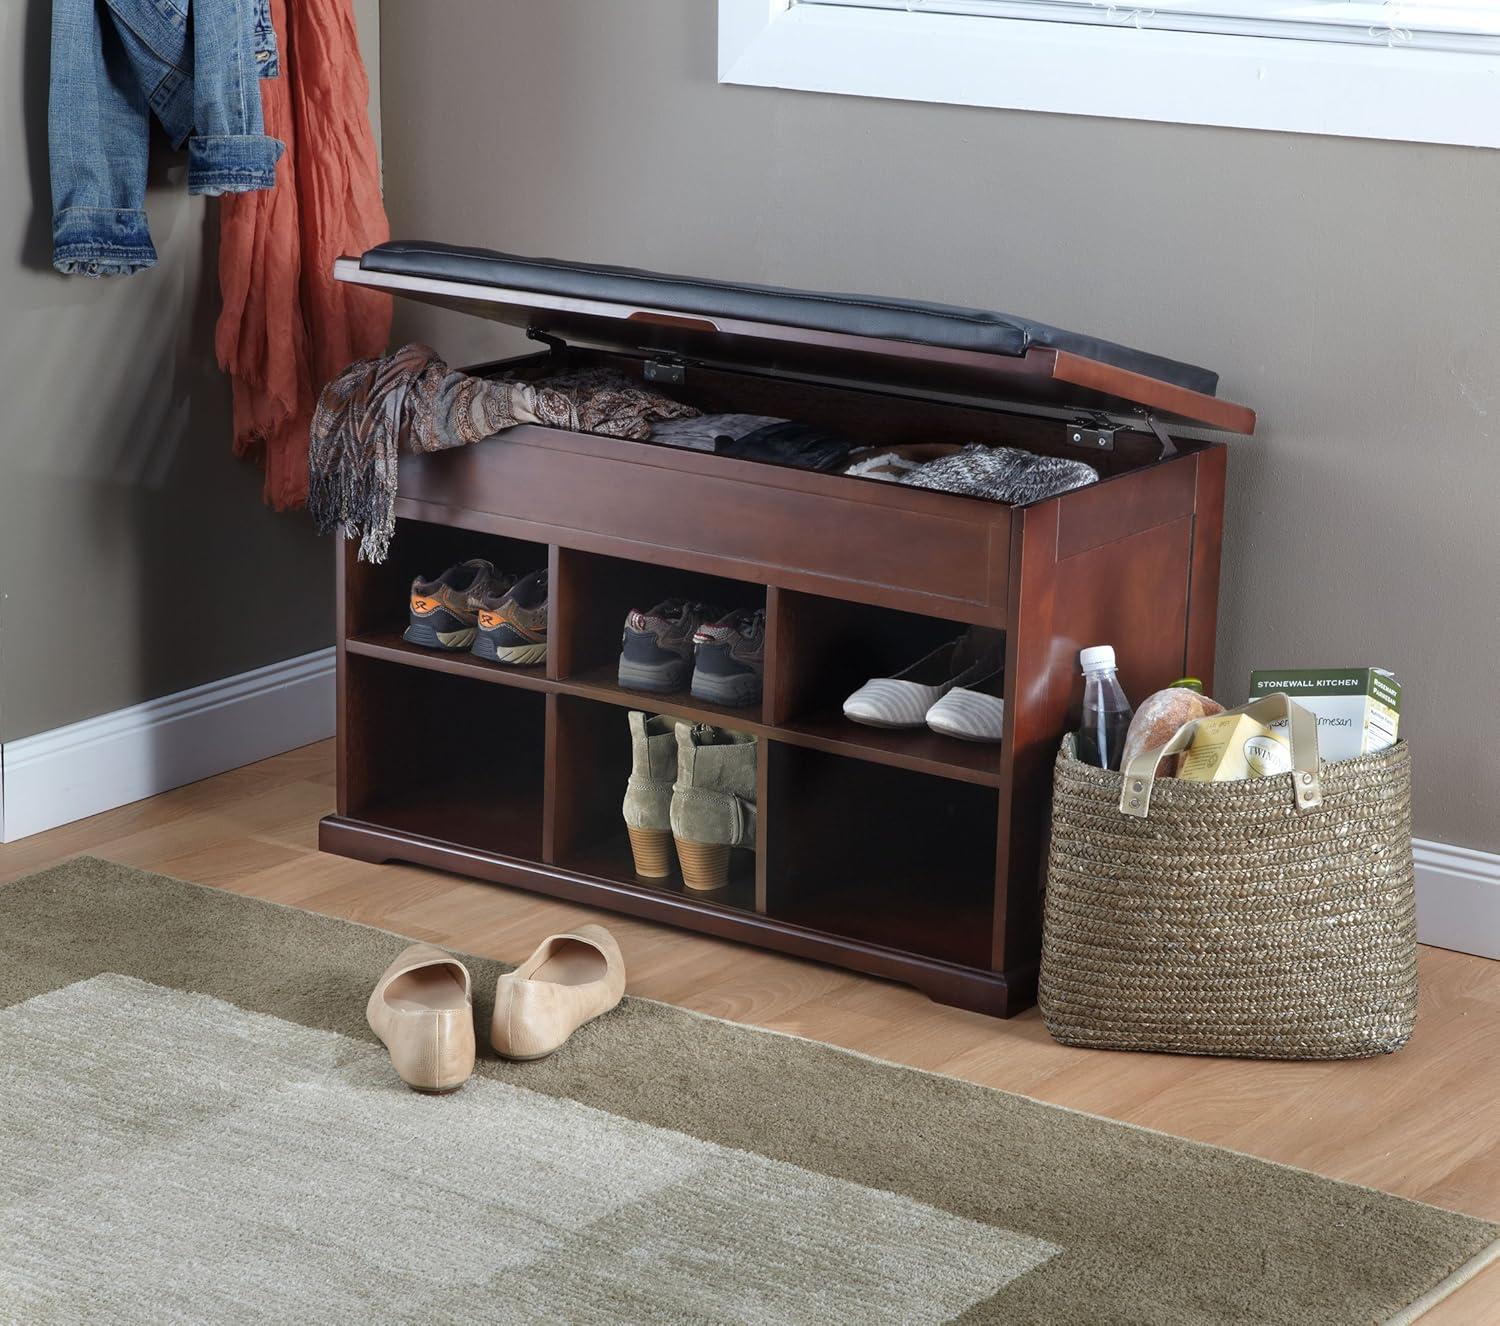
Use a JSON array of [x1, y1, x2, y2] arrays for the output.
[[1, 857, 1495, 1324]]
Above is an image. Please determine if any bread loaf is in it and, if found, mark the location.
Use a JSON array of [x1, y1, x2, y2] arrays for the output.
[[1120, 687, 1226, 776]]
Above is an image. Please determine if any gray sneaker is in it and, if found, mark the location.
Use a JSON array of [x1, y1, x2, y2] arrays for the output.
[[690, 609, 765, 708], [618, 599, 721, 694]]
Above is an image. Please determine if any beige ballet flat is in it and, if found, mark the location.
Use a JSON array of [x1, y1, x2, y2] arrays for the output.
[[366, 943, 476, 1093], [491, 924, 626, 1061]]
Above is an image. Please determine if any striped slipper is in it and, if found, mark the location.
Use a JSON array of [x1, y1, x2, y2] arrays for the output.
[[925, 668, 1005, 743], [842, 636, 998, 729]]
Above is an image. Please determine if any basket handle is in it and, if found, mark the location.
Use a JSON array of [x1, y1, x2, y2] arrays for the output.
[[1118, 692, 1322, 818]]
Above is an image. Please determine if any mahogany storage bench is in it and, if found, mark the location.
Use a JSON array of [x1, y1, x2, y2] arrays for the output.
[[320, 244, 1254, 1017]]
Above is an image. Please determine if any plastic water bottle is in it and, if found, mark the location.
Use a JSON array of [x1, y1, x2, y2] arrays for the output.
[[1075, 645, 1134, 771]]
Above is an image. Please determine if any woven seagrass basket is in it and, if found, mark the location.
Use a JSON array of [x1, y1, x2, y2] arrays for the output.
[[1039, 696, 1416, 1060]]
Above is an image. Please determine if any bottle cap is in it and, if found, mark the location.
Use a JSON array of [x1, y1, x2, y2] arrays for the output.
[[1080, 645, 1116, 672]]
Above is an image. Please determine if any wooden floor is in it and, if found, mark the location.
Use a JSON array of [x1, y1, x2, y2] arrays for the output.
[[3, 739, 1497, 1321]]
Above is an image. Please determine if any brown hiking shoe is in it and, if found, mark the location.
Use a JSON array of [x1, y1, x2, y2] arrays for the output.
[[472, 569, 548, 666], [404, 559, 498, 651]]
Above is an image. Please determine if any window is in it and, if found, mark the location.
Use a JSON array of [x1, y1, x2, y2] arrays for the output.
[[718, 0, 1500, 147]]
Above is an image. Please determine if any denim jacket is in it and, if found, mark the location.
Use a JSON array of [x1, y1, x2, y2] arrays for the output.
[[50, 0, 285, 277]]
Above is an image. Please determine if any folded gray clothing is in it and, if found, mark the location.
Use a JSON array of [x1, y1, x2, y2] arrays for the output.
[[651, 413, 785, 453], [900, 445, 1098, 504]]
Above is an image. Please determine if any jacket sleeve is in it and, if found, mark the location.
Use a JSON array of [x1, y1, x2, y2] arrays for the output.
[[186, 0, 284, 197], [49, 0, 158, 275]]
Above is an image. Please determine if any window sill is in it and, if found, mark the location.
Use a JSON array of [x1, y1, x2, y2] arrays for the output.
[[718, 0, 1500, 149]]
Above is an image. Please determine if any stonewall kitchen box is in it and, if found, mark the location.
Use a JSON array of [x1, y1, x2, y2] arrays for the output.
[[1247, 668, 1401, 761]]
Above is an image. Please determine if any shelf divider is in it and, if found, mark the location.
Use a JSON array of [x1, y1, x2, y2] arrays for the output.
[[541, 692, 561, 865], [754, 735, 770, 914], [763, 584, 790, 727], [546, 542, 569, 681]]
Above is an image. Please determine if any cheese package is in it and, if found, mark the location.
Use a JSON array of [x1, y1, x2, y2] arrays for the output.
[[1177, 713, 1292, 783], [1246, 668, 1400, 761]]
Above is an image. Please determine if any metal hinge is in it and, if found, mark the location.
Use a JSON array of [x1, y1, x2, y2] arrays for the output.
[[526, 328, 567, 356], [1141, 412, 1178, 460], [1065, 414, 1118, 453], [1066, 410, 1179, 460], [643, 356, 687, 386]]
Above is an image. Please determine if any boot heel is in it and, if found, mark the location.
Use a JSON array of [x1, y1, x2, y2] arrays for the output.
[[675, 838, 731, 891], [626, 825, 674, 878]]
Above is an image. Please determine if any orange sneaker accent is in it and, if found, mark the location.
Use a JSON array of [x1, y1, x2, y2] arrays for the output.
[[410, 594, 443, 616], [489, 602, 546, 643]]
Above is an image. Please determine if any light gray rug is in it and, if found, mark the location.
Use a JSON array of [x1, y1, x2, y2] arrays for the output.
[[2, 973, 1054, 1324], [0, 857, 1496, 1324]]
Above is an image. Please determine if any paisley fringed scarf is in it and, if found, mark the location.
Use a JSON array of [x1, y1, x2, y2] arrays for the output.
[[308, 345, 699, 563]]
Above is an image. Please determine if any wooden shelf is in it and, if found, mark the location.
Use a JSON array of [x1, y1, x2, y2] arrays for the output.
[[358, 783, 545, 862], [348, 642, 1000, 787], [776, 711, 1003, 788], [347, 631, 553, 692], [564, 668, 1002, 786], [561, 663, 765, 730], [770, 881, 994, 972], [321, 813, 1024, 1016], [563, 832, 758, 916]]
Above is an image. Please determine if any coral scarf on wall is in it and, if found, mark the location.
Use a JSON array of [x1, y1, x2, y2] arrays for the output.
[[216, 0, 392, 510]]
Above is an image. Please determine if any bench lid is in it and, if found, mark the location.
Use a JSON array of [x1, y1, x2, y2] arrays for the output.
[[336, 242, 1255, 434]]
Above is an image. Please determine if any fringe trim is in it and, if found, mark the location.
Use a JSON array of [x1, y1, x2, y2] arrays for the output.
[[306, 464, 396, 564]]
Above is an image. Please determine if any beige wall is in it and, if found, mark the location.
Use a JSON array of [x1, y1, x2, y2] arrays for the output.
[[376, 0, 1498, 850], [0, 2, 379, 742]]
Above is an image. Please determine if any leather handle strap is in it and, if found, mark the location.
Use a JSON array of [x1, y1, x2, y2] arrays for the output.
[[1118, 692, 1322, 819]]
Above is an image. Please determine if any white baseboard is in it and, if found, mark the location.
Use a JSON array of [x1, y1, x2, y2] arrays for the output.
[[0, 648, 335, 844], [1414, 838, 1500, 961]]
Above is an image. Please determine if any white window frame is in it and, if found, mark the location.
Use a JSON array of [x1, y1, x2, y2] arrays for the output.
[[718, 0, 1500, 148]]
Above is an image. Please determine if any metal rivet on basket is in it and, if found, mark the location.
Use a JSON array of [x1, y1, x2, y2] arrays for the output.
[[1301, 773, 1312, 784], [1133, 781, 1143, 792], [1129, 797, 1140, 807]]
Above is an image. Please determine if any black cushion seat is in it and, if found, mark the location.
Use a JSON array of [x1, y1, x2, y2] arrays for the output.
[[360, 241, 1219, 397]]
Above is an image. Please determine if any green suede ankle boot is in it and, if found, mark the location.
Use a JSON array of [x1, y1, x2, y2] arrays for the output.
[[622, 711, 677, 877], [669, 721, 757, 891]]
